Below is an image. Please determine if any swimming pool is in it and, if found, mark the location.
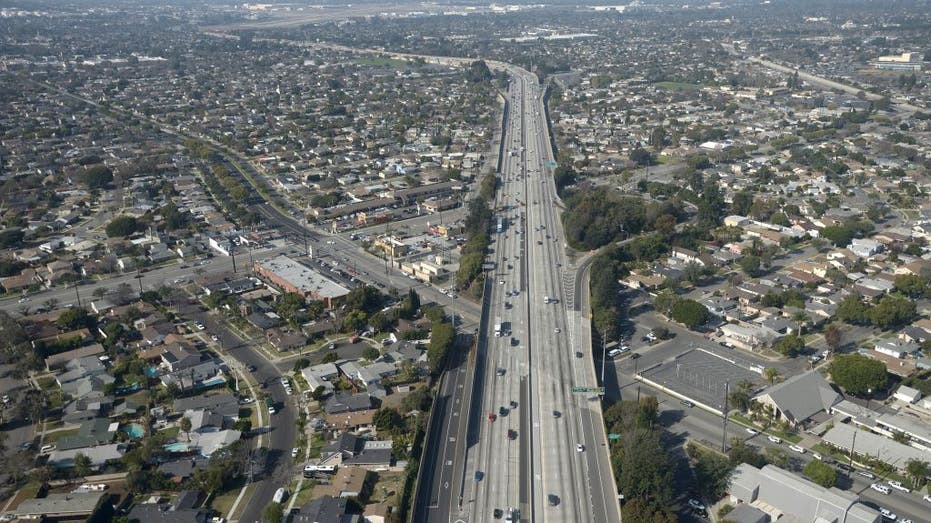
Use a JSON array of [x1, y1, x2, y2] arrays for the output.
[[164, 442, 192, 453], [123, 423, 145, 439]]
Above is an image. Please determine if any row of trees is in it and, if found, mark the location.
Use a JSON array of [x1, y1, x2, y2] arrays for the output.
[[835, 294, 916, 330], [604, 398, 677, 522], [456, 175, 496, 295]]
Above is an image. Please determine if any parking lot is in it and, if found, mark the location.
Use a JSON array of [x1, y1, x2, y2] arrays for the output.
[[639, 348, 763, 413]]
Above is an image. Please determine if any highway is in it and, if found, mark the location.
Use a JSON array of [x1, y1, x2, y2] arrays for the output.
[[446, 67, 620, 523]]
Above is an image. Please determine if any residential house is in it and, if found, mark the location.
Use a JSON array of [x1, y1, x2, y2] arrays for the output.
[[752, 371, 842, 427], [292, 495, 359, 523], [324, 393, 375, 415]]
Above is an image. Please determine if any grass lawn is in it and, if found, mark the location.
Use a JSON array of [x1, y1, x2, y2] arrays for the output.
[[290, 478, 318, 507], [43, 427, 80, 443], [209, 477, 250, 518], [654, 81, 701, 91], [159, 426, 180, 439], [36, 375, 58, 391], [309, 433, 326, 459], [354, 56, 408, 67], [369, 471, 405, 504]]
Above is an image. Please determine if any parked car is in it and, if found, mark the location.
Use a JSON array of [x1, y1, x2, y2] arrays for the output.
[[857, 470, 875, 480], [887, 480, 910, 493], [745, 428, 759, 435], [767, 435, 782, 444], [688, 498, 706, 511], [789, 444, 806, 454], [870, 483, 891, 495]]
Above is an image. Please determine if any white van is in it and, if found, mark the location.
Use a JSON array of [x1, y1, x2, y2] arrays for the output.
[[40, 444, 56, 454], [272, 487, 289, 503]]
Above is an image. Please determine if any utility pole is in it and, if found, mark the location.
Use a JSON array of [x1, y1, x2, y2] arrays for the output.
[[599, 333, 607, 387], [73, 282, 81, 308], [722, 381, 730, 452], [229, 239, 237, 274]]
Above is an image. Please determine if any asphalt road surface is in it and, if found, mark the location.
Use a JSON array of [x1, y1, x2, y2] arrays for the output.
[[447, 66, 620, 523]]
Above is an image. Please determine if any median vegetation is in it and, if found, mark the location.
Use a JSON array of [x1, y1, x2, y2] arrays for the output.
[[456, 173, 497, 298]]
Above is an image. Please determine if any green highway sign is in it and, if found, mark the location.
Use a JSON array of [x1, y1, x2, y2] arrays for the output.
[[607, 433, 621, 440], [544, 161, 558, 168], [571, 386, 606, 394]]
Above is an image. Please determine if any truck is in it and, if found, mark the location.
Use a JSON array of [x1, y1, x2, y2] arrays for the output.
[[494, 317, 503, 337]]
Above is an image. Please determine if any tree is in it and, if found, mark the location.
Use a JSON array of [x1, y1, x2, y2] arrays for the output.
[[739, 254, 762, 276], [803, 460, 837, 488], [773, 334, 804, 357], [828, 353, 887, 395], [728, 439, 766, 468], [57, 307, 92, 331], [373, 407, 403, 433], [671, 299, 710, 329], [106, 215, 141, 238], [728, 380, 754, 413], [83, 164, 113, 190], [869, 294, 916, 329], [629, 147, 654, 166], [690, 447, 734, 499], [835, 295, 870, 325], [73, 452, 93, 478], [179, 416, 192, 442], [362, 347, 380, 360], [427, 321, 455, 374], [904, 459, 929, 489], [894, 274, 927, 298], [763, 367, 781, 385], [823, 324, 842, 351], [261, 502, 283, 523], [791, 311, 809, 335], [653, 289, 680, 317], [0, 228, 24, 248]]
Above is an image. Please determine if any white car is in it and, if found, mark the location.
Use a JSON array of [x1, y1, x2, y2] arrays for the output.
[[870, 483, 891, 495], [576, 444, 584, 452], [788, 444, 806, 454], [887, 480, 910, 493], [924, 494, 931, 503], [291, 447, 300, 458], [745, 428, 759, 435], [687, 498, 706, 511], [554, 327, 561, 334], [767, 435, 782, 444], [857, 470, 875, 479], [879, 508, 896, 521], [812, 453, 822, 461]]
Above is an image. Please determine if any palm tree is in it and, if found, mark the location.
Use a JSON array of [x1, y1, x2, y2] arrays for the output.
[[905, 459, 929, 489], [763, 367, 781, 385], [791, 311, 809, 336]]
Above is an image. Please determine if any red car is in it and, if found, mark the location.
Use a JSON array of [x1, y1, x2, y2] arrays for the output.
[[488, 413, 497, 423]]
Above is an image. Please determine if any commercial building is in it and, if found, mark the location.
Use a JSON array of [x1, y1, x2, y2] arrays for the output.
[[12, 492, 107, 520], [752, 371, 842, 427], [873, 52, 922, 71], [821, 423, 929, 472], [728, 463, 880, 523], [254, 255, 350, 308]]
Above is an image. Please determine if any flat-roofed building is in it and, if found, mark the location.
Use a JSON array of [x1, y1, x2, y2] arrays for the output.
[[13, 492, 107, 519], [254, 255, 350, 308], [729, 463, 879, 523]]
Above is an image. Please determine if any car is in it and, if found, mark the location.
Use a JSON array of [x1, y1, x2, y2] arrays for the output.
[[547, 494, 560, 506], [746, 427, 759, 435], [17, 297, 29, 303], [285, 387, 293, 395], [789, 444, 806, 453], [474, 471, 484, 482], [195, 322, 206, 330], [499, 406, 508, 416], [924, 494, 931, 503], [211, 334, 219, 342], [767, 435, 782, 444], [493, 508, 503, 519], [553, 410, 561, 418], [512, 290, 519, 296], [608, 348, 623, 358], [688, 498, 706, 511], [553, 327, 561, 334], [681, 400, 695, 408], [857, 470, 875, 479], [19, 441, 33, 450], [836, 463, 853, 472], [498, 280, 505, 285], [39, 444, 56, 454], [507, 429, 517, 440], [812, 453, 822, 460], [246, 365, 256, 372], [879, 507, 897, 521], [496, 368, 506, 376], [488, 413, 496, 423], [870, 483, 891, 495], [576, 444, 584, 452], [0, 514, 14, 522], [328, 342, 337, 350], [887, 480, 910, 493], [291, 447, 300, 458]]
